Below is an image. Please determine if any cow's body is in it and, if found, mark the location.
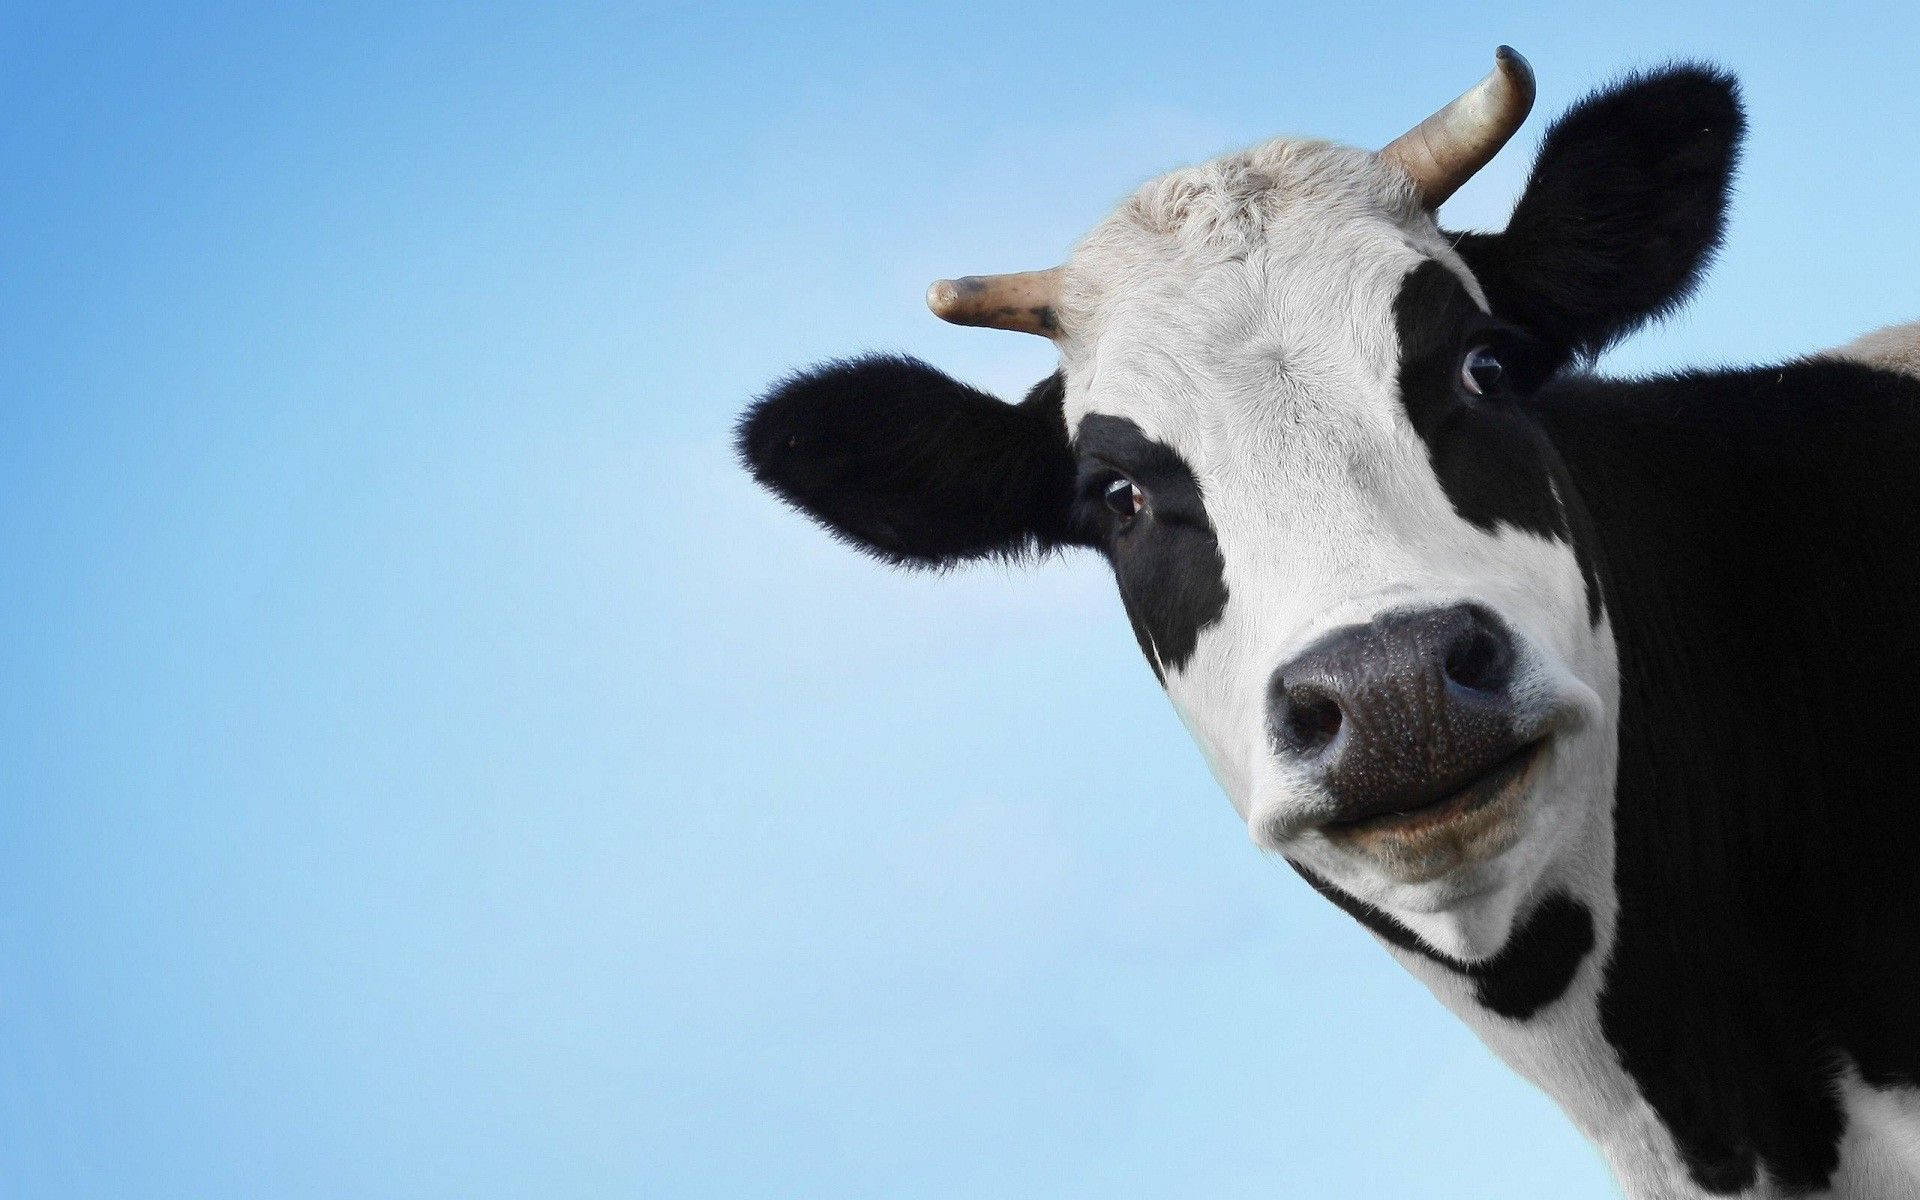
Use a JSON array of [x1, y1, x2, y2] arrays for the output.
[[1382, 355, 1920, 1196], [738, 54, 1920, 1198]]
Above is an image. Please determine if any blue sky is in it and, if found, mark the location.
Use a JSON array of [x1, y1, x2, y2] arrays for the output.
[[6, 4, 1918, 1198]]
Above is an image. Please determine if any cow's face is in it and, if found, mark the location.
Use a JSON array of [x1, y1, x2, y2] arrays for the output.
[[740, 59, 1740, 962], [1051, 140, 1614, 956]]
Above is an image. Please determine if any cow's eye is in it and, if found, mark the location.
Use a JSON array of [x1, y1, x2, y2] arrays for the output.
[[1102, 477, 1145, 521], [1460, 344, 1505, 396]]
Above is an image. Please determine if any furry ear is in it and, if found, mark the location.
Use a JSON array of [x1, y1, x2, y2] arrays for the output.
[[1453, 64, 1744, 362], [736, 355, 1080, 567]]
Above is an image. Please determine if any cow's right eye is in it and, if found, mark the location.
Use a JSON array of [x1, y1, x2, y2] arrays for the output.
[[1102, 477, 1145, 521]]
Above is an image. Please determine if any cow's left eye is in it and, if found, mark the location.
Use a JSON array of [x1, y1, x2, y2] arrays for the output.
[[1102, 477, 1145, 521], [1460, 344, 1505, 396]]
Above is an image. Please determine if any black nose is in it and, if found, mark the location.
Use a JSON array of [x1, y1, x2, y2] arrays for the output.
[[1268, 604, 1529, 827]]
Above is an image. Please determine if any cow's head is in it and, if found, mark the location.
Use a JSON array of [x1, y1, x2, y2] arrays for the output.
[[739, 53, 1741, 961]]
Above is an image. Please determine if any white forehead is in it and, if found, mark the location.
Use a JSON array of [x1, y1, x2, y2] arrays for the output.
[[1055, 137, 1484, 454]]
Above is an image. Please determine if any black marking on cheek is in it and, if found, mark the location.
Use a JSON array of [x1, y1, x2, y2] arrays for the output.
[[1073, 414, 1228, 681], [1392, 261, 1605, 625], [1290, 862, 1595, 1021]]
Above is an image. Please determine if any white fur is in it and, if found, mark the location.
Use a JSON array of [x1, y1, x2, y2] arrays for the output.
[[1823, 320, 1920, 379], [1828, 1068, 1920, 1197], [1046, 136, 1919, 1198], [1056, 139, 1614, 958]]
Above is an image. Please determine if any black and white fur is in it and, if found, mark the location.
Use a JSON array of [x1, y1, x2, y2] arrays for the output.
[[737, 65, 1920, 1198]]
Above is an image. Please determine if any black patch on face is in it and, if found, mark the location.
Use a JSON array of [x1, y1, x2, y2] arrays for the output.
[[1393, 260, 1603, 624], [1291, 863, 1594, 1021], [1072, 414, 1228, 681], [1535, 358, 1920, 1194]]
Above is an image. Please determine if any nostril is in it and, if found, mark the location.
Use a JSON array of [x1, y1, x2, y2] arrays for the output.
[[1277, 684, 1344, 757], [1443, 619, 1514, 693]]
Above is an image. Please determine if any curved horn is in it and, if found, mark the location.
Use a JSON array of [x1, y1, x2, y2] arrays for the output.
[[1379, 46, 1536, 209], [926, 267, 1064, 337]]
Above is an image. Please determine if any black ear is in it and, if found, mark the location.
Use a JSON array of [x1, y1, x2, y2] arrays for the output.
[[1454, 64, 1744, 362], [736, 355, 1081, 567]]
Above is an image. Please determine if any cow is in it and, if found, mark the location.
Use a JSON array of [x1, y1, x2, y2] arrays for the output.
[[735, 49, 1920, 1199]]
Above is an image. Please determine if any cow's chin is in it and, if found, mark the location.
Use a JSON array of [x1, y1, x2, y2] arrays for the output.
[[1258, 724, 1601, 963]]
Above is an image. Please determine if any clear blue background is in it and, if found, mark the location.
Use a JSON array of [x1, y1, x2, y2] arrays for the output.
[[6, 4, 1917, 1197]]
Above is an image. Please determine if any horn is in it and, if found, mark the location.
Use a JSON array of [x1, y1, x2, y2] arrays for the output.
[[1379, 46, 1536, 209], [926, 267, 1064, 337]]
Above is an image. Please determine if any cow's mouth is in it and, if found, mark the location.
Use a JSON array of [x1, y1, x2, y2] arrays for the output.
[[1320, 738, 1548, 845]]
